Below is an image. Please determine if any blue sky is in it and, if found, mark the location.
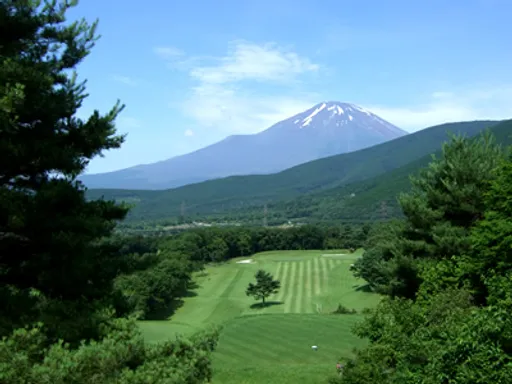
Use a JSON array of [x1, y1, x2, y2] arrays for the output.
[[69, 0, 512, 174]]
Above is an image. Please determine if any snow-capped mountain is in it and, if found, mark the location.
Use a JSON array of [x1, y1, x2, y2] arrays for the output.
[[295, 102, 403, 135], [259, 101, 406, 153], [80, 101, 408, 190]]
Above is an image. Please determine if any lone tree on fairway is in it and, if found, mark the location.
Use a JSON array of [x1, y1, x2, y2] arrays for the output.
[[246, 269, 280, 305]]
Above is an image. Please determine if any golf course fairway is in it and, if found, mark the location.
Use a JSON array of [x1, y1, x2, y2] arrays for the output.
[[138, 249, 380, 383]]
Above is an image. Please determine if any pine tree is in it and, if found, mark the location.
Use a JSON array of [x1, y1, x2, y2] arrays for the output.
[[354, 131, 504, 299], [338, 147, 512, 384], [0, 0, 128, 343], [246, 269, 280, 305], [0, 4, 221, 382], [461, 151, 512, 306]]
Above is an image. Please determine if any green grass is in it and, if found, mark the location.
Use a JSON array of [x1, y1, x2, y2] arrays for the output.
[[138, 249, 381, 383]]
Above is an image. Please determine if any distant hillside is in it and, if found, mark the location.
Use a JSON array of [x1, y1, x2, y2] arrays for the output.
[[229, 119, 512, 224], [80, 101, 406, 190], [87, 120, 502, 223]]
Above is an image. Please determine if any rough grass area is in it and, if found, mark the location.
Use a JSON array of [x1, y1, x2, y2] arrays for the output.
[[138, 249, 380, 384]]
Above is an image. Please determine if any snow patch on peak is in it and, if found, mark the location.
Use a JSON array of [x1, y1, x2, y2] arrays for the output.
[[301, 103, 326, 127], [297, 101, 367, 129], [349, 103, 372, 116], [286, 101, 404, 135], [328, 105, 345, 115], [298, 102, 351, 128]]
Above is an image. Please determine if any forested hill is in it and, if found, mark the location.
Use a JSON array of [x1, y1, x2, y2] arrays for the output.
[[87, 120, 501, 224], [222, 119, 512, 225]]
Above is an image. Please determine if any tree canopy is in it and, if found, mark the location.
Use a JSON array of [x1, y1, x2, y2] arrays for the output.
[[246, 269, 281, 305], [337, 133, 512, 383], [0, 0, 129, 344], [0, 2, 219, 382]]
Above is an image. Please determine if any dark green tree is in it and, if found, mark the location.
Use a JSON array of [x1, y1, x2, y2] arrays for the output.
[[0, 0, 126, 343], [246, 269, 280, 305], [459, 150, 512, 306], [207, 236, 229, 262], [0, 3, 221, 383], [355, 132, 504, 299], [351, 220, 405, 291], [113, 251, 193, 319], [0, 316, 221, 384], [237, 231, 252, 256], [336, 144, 512, 384]]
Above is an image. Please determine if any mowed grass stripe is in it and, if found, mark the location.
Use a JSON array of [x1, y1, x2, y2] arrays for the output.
[[202, 267, 252, 324], [220, 268, 245, 298], [313, 257, 321, 296], [304, 259, 313, 313], [215, 330, 287, 362], [274, 261, 282, 284], [266, 261, 283, 311], [169, 267, 243, 326], [213, 314, 366, 367], [284, 262, 297, 313], [275, 262, 289, 304], [216, 317, 315, 361], [320, 258, 329, 294], [294, 261, 305, 313], [202, 267, 240, 298]]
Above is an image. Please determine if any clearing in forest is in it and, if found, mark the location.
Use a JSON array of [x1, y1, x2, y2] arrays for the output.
[[138, 249, 380, 384]]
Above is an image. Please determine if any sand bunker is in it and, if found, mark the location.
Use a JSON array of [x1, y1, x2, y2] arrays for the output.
[[321, 253, 348, 257], [236, 259, 254, 264]]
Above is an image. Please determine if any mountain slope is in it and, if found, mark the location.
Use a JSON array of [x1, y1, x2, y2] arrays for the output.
[[86, 120, 502, 223], [80, 101, 407, 190], [267, 118, 512, 223]]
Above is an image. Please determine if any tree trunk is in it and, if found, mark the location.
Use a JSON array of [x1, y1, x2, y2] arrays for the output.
[[262, 296, 265, 305]]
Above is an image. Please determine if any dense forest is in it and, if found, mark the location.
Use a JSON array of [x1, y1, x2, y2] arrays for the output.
[[1, 1, 511, 384]]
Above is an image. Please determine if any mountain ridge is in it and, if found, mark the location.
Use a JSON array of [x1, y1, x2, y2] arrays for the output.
[[80, 101, 407, 190], [86, 119, 503, 223], [264, 118, 512, 223]]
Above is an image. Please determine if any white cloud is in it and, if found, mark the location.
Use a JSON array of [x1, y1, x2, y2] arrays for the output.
[[365, 86, 512, 131], [153, 46, 184, 59], [111, 74, 138, 86], [189, 41, 318, 84], [164, 41, 319, 134], [155, 41, 512, 136], [184, 129, 194, 136]]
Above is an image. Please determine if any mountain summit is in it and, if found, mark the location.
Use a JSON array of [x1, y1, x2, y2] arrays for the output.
[[261, 101, 405, 150], [80, 101, 408, 190], [293, 101, 403, 134]]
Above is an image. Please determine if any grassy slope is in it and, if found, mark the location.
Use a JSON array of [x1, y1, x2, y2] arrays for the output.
[[87, 120, 499, 222], [138, 250, 380, 384]]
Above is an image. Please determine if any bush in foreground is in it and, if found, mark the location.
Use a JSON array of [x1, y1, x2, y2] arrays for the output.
[[0, 315, 220, 384]]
